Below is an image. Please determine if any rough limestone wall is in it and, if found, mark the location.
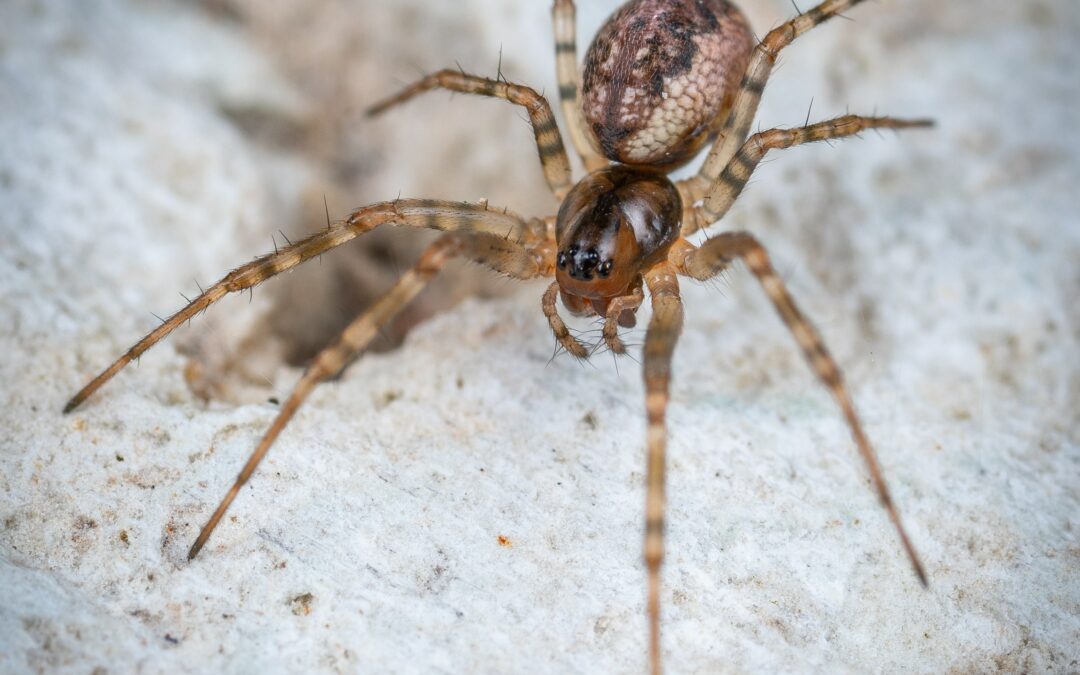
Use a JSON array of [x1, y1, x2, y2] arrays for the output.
[[1, 0, 1077, 672]]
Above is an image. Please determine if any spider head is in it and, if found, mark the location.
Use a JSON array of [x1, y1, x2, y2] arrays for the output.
[[555, 165, 681, 299]]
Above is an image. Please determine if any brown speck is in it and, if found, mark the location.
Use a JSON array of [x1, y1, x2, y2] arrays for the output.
[[497, 535, 512, 547], [73, 418, 87, 431], [580, 411, 598, 429], [75, 515, 97, 530], [119, 530, 129, 545], [594, 615, 612, 636], [115, 454, 124, 462], [290, 592, 315, 616], [378, 390, 401, 407]]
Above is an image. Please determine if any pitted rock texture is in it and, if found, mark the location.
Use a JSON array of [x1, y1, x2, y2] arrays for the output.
[[1, 0, 1078, 673]]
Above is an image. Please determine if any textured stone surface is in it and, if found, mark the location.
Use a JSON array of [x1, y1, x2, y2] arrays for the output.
[[1, 0, 1078, 673]]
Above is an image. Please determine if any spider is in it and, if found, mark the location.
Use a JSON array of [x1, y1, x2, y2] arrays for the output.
[[65, 0, 930, 671]]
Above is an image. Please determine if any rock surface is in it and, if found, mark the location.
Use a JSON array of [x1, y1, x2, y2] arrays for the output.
[[1, 0, 1077, 673]]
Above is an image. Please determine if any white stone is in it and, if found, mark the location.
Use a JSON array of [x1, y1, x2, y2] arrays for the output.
[[1, 0, 1077, 673]]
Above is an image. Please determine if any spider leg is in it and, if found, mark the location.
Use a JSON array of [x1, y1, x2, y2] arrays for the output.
[[64, 199, 530, 413], [367, 70, 573, 200], [640, 262, 684, 675], [682, 0, 874, 202], [551, 0, 608, 172], [189, 232, 546, 559], [601, 277, 644, 355], [673, 233, 928, 586], [542, 282, 588, 358], [681, 114, 932, 235]]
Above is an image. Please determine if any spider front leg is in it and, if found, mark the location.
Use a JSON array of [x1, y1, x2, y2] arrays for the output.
[[684, 0, 872, 201], [64, 199, 529, 412], [189, 231, 546, 559], [681, 114, 931, 234], [551, 0, 607, 171], [367, 70, 574, 200], [541, 282, 589, 358], [673, 233, 928, 585], [640, 262, 684, 675]]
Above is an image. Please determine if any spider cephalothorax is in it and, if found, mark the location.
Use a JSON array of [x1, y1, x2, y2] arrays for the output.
[[66, 2, 931, 673], [556, 166, 681, 309]]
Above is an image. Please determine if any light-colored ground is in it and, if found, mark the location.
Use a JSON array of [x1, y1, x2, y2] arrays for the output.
[[1, 0, 1077, 672]]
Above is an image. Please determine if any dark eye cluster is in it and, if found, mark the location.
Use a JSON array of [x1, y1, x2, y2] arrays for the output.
[[557, 245, 613, 280]]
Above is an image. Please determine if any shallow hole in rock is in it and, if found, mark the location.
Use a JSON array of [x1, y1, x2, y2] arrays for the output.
[[175, 0, 545, 404]]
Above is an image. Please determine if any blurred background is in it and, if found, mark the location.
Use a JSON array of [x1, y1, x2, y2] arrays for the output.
[[6, 0, 1073, 397]]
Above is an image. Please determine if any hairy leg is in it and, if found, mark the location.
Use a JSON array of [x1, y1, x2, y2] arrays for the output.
[[681, 114, 931, 235], [541, 282, 588, 358], [673, 232, 927, 585], [65, 199, 530, 412], [189, 232, 545, 559], [551, 0, 607, 171], [683, 0, 871, 202], [640, 262, 684, 675], [368, 70, 573, 199]]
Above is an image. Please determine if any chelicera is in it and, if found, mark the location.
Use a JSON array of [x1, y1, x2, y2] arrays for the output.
[[65, 1, 930, 671]]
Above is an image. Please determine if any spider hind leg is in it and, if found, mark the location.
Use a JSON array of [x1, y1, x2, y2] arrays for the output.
[[674, 231, 927, 586], [189, 230, 547, 559]]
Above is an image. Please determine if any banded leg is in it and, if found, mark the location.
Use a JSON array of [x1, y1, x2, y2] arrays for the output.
[[64, 199, 530, 412], [542, 282, 588, 358], [601, 278, 644, 355], [188, 232, 544, 559], [551, 0, 607, 171], [683, 0, 870, 204], [674, 232, 927, 585], [367, 70, 573, 200], [641, 262, 684, 675], [682, 115, 932, 235]]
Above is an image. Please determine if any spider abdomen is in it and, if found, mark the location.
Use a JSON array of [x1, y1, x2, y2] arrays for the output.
[[581, 0, 754, 169]]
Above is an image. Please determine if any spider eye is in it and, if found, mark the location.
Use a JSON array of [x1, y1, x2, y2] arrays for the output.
[[557, 252, 568, 269], [598, 260, 613, 277]]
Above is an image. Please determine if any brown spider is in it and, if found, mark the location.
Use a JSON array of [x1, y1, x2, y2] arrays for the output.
[[65, 0, 930, 671]]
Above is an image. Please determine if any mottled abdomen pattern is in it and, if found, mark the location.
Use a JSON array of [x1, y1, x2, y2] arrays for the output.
[[581, 0, 754, 168]]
